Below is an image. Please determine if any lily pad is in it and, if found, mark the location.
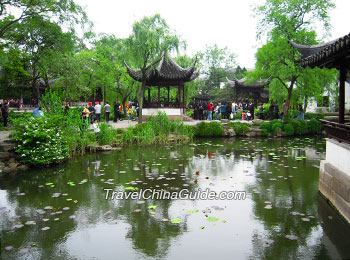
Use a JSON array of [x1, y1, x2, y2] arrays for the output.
[[18, 247, 30, 254], [41, 227, 50, 231], [148, 205, 157, 210], [285, 234, 299, 240], [206, 217, 220, 222], [5, 246, 14, 251], [14, 224, 24, 229], [25, 221, 36, 225], [125, 186, 138, 191], [170, 218, 182, 224]]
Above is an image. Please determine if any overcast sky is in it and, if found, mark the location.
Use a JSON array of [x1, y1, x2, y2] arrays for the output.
[[75, 0, 350, 69]]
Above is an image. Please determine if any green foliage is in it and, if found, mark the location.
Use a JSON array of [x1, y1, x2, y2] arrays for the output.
[[194, 121, 223, 137], [148, 112, 172, 136], [12, 114, 69, 165], [98, 123, 119, 145], [260, 118, 323, 136], [252, 0, 336, 117], [11, 92, 93, 165], [120, 112, 193, 145], [227, 122, 250, 135], [282, 123, 294, 136], [307, 119, 323, 134], [271, 120, 283, 133], [304, 113, 324, 120], [126, 14, 182, 123], [234, 112, 242, 120], [186, 109, 194, 117]]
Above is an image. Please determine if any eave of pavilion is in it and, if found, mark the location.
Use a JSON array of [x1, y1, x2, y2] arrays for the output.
[[292, 32, 350, 135], [291, 33, 350, 69], [124, 53, 199, 87]]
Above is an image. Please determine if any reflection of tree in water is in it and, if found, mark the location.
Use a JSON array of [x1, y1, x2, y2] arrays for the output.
[[88, 144, 196, 257], [244, 138, 330, 259]]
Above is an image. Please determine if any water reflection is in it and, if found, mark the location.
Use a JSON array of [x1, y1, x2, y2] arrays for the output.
[[0, 137, 348, 260]]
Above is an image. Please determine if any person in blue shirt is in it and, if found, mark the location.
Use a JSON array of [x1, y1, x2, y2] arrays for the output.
[[33, 106, 44, 118]]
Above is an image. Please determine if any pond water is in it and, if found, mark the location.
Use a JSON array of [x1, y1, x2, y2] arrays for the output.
[[1, 137, 350, 260]]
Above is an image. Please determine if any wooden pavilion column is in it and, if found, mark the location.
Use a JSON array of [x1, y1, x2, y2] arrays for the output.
[[158, 86, 160, 108], [181, 82, 186, 114], [339, 65, 346, 124]]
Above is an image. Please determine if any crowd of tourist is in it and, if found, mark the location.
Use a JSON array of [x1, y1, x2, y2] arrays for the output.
[[79, 100, 140, 126], [191, 100, 303, 121]]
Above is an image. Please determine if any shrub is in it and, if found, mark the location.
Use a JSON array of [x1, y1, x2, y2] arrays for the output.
[[98, 123, 119, 145], [305, 113, 324, 120], [194, 121, 223, 136], [148, 111, 171, 136], [290, 120, 301, 135], [282, 123, 294, 136], [307, 119, 323, 134], [12, 114, 70, 165], [299, 120, 308, 135], [234, 112, 242, 120], [186, 109, 194, 117], [271, 120, 283, 133], [259, 122, 273, 135], [227, 122, 250, 135]]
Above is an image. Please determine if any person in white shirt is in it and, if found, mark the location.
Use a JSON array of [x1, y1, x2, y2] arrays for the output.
[[104, 102, 110, 123], [94, 101, 102, 122], [93, 119, 100, 142]]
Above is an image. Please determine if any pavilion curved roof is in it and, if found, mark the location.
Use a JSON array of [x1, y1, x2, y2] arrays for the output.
[[124, 53, 199, 87], [291, 32, 350, 69], [226, 77, 271, 90]]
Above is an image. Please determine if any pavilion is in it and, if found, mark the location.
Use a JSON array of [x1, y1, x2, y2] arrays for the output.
[[226, 77, 270, 103], [125, 53, 199, 120], [292, 33, 350, 224]]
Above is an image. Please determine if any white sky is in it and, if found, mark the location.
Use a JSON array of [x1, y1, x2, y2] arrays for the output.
[[75, 0, 350, 69]]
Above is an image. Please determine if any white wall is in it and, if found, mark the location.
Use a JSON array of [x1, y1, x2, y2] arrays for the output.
[[326, 138, 350, 175], [346, 81, 350, 112], [142, 108, 183, 116]]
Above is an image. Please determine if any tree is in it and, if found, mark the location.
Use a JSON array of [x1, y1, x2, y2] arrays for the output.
[[197, 44, 237, 94], [0, 16, 79, 100], [0, 0, 88, 40], [252, 0, 336, 116], [126, 14, 182, 123]]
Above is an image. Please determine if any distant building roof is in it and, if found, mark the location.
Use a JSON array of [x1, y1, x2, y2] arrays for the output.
[[124, 53, 199, 87], [226, 77, 271, 90]]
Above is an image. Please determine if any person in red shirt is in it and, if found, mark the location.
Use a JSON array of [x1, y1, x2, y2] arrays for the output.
[[208, 101, 213, 121]]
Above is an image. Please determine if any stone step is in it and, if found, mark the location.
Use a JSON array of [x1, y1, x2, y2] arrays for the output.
[[3, 139, 17, 144], [0, 143, 16, 152], [182, 115, 193, 122], [0, 152, 10, 159]]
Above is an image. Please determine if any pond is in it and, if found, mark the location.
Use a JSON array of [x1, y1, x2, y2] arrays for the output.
[[1, 137, 350, 260]]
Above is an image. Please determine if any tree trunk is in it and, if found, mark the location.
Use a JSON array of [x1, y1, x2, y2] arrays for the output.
[[284, 79, 295, 117], [137, 82, 146, 124], [103, 85, 107, 104]]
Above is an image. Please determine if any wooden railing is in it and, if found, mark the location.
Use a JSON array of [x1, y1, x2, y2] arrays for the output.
[[320, 119, 350, 144]]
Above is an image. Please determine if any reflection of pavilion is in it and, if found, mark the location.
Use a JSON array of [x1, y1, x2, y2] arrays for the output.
[[226, 77, 270, 103], [292, 33, 350, 225], [125, 53, 199, 120]]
